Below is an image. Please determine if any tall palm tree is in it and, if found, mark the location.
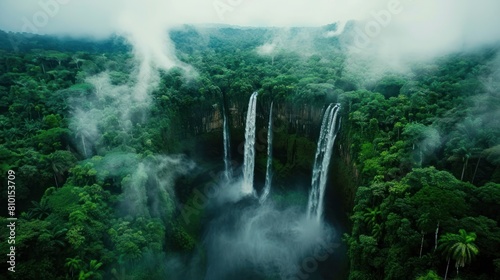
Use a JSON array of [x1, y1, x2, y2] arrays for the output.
[[46, 150, 76, 188], [439, 229, 479, 280], [417, 213, 431, 258], [65, 257, 83, 279], [447, 118, 484, 182], [452, 230, 479, 273]]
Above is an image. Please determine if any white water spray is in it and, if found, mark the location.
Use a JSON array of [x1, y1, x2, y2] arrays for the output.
[[307, 103, 341, 222], [242, 92, 258, 195], [260, 102, 274, 203]]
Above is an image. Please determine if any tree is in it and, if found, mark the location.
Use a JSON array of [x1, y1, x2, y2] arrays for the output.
[[46, 150, 77, 187], [40, 226, 68, 249], [65, 257, 83, 279], [363, 206, 382, 240], [417, 213, 431, 258], [32, 127, 70, 153], [445, 118, 485, 182], [415, 270, 441, 280], [403, 123, 440, 167], [79, 259, 103, 280], [67, 225, 85, 250], [405, 168, 470, 250], [439, 229, 479, 279], [28, 199, 51, 219]]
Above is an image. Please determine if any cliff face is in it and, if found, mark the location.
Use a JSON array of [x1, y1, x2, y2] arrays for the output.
[[331, 115, 361, 221], [191, 100, 325, 138], [181, 98, 360, 224]]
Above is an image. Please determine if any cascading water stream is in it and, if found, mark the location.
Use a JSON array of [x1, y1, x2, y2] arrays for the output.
[[260, 102, 274, 203], [222, 99, 232, 181], [307, 103, 341, 222], [242, 91, 258, 195]]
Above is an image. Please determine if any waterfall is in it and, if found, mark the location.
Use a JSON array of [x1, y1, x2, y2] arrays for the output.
[[242, 92, 258, 195], [222, 99, 232, 181], [260, 102, 274, 203], [307, 103, 341, 222]]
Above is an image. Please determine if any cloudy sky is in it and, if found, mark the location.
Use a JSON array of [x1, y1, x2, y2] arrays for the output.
[[0, 1, 496, 32], [0, 0, 361, 36], [1, 0, 499, 66]]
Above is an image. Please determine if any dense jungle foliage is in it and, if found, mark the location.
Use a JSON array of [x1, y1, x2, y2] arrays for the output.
[[0, 25, 499, 280]]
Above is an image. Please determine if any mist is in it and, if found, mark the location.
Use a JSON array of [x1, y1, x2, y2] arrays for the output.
[[2, 0, 499, 82], [1, 1, 499, 279], [203, 199, 339, 280], [339, 0, 500, 83], [68, 72, 149, 157], [161, 171, 342, 280]]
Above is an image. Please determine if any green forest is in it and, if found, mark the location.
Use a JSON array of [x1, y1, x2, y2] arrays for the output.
[[0, 21, 499, 280]]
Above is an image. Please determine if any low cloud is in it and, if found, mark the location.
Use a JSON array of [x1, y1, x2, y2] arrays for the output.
[[340, 0, 500, 83]]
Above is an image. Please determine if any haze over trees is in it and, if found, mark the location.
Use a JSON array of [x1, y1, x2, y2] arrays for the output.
[[0, 18, 499, 280]]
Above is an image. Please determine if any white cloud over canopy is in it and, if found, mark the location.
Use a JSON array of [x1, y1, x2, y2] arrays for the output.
[[0, 0, 498, 53], [1, 0, 499, 79]]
